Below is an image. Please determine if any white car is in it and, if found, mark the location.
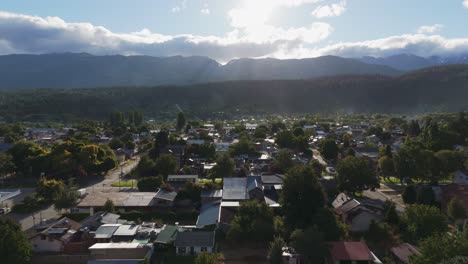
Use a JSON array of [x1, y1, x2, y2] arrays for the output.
[[326, 167, 336, 174]]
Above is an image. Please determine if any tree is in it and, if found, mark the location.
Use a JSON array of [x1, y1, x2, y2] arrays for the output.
[[281, 166, 326, 229], [447, 197, 467, 221], [336, 156, 378, 194], [227, 200, 275, 242], [320, 139, 339, 160], [402, 185, 417, 204], [108, 138, 124, 150], [54, 184, 80, 213], [104, 198, 115, 213], [411, 231, 468, 264], [7, 140, 47, 176], [403, 204, 448, 243], [195, 253, 221, 264], [416, 186, 435, 205], [154, 154, 177, 179], [268, 237, 285, 264], [293, 127, 304, 137], [210, 153, 235, 180], [134, 155, 157, 177], [176, 111, 186, 131], [365, 221, 397, 255], [407, 120, 421, 137], [273, 149, 295, 173], [290, 226, 327, 264], [137, 176, 163, 192], [378, 156, 395, 178], [275, 130, 295, 149], [271, 121, 286, 134], [36, 177, 65, 202], [0, 217, 32, 264], [0, 153, 15, 176], [384, 201, 400, 226]]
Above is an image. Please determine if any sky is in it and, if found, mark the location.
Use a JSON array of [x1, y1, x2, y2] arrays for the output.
[[1, 0, 468, 62]]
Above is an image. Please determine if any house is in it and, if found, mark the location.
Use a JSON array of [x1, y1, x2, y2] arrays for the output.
[[94, 224, 120, 243], [261, 174, 285, 191], [154, 189, 178, 207], [112, 224, 139, 242], [88, 243, 154, 264], [201, 189, 223, 204], [30, 217, 93, 254], [76, 191, 156, 212], [222, 176, 263, 202], [389, 243, 421, 264], [80, 211, 121, 231], [196, 201, 221, 228], [453, 170, 468, 185], [167, 174, 199, 185], [154, 225, 179, 245], [334, 198, 383, 233], [327, 241, 382, 264], [175, 231, 215, 256]]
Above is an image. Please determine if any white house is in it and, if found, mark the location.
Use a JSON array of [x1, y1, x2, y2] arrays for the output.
[[175, 231, 215, 256]]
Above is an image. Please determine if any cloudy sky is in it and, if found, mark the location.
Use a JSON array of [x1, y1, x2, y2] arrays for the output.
[[1, 0, 468, 62]]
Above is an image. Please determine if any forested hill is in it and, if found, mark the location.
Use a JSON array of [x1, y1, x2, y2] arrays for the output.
[[0, 53, 400, 89], [0, 65, 467, 121]]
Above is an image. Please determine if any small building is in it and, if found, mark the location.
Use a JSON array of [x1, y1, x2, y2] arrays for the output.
[[167, 174, 199, 184], [327, 241, 382, 264], [88, 243, 154, 264], [201, 190, 223, 204], [81, 211, 121, 231], [389, 243, 421, 264], [282, 247, 300, 264], [94, 224, 120, 243], [154, 189, 178, 207], [175, 231, 215, 256], [154, 225, 179, 246], [76, 191, 156, 212], [334, 198, 383, 233], [197, 201, 221, 228], [30, 217, 93, 254], [112, 224, 139, 242], [222, 176, 263, 202]]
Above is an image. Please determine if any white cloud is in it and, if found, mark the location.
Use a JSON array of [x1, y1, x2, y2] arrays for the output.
[[312, 1, 347, 18], [171, 0, 187, 13], [464, 0, 468, 8], [417, 24, 444, 34], [2, 10, 468, 62], [201, 9, 210, 15]]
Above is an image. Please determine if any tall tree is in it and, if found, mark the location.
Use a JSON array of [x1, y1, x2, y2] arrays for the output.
[[104, 198, 115, 213], [411, 231, 468, 264], [273, 149, 295, 173], [336, 156, 378, 194], [447, 197, 467, 222], [0, 217, 32, 264], [154, 154, 177, 179], [176, 111, 186, 131], [281, 166, 326, 229], [210, 153, 235, 180], [227, 200, 275, 242], [403, 204, 448, 243], [320, 139, 339, 160], [290, 226, 327, 264]]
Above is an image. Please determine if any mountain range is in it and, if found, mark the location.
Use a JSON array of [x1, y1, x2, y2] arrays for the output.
[[0, 52, 468, 90], [0, 53, 402, 89]]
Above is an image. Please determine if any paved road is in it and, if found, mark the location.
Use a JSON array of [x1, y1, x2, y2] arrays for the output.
[[8, 156, 140, 231], [312, 149, 328, 166]]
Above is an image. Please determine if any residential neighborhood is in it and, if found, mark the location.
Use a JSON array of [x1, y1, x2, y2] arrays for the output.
[[1, 111, 468, 264]]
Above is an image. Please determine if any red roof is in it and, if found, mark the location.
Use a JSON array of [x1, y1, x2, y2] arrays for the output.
[[329, 242, 372, 261]]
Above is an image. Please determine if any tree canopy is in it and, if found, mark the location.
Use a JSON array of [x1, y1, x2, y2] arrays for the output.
[[0, 217, 32, 264]]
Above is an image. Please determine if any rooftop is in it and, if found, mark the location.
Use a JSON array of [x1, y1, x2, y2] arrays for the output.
[[154, 225, 178, 244], [175, 231, 215, 247], [77, 192, 156, 207], [113, 224, 138, 237], [329, 241, 372, 261], [95, 224, 120, 239]]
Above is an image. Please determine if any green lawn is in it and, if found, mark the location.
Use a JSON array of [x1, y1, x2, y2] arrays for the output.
[[111, 180, 137, 187], [198, 178, 222, 184]]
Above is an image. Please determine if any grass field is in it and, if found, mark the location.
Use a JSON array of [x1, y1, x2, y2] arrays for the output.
[[111, 180, 137, 187]]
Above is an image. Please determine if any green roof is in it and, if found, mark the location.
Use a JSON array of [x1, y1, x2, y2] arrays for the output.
[[155, 225, 178, 244]]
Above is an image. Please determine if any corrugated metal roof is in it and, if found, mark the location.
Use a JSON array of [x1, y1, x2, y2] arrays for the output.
[[196, 202, 221, 228]]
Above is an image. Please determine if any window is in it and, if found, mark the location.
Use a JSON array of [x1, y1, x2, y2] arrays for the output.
[[201, 247, 207, 252], [178, 247, 186, 254]]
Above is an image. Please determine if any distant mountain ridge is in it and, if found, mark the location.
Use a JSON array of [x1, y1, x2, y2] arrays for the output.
[[0, 53, 400, 89], [359, 54, 468, 71]]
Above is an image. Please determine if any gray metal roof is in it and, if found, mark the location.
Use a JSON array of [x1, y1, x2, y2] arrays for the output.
[[201, 189, 223, 198], [95, 224, 120, 239], [261, 174, 285, 185], [196, 202, 221, 228], [155, 190, 178, 201], [222, 178, 248, 200], [77, 192, 156, 207], [113, 224, 138, 237], [175, 231, 215, 247]]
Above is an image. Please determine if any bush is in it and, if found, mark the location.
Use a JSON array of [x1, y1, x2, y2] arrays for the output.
[[402, 185, 417, 204], [137, 176, 163, 192]]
